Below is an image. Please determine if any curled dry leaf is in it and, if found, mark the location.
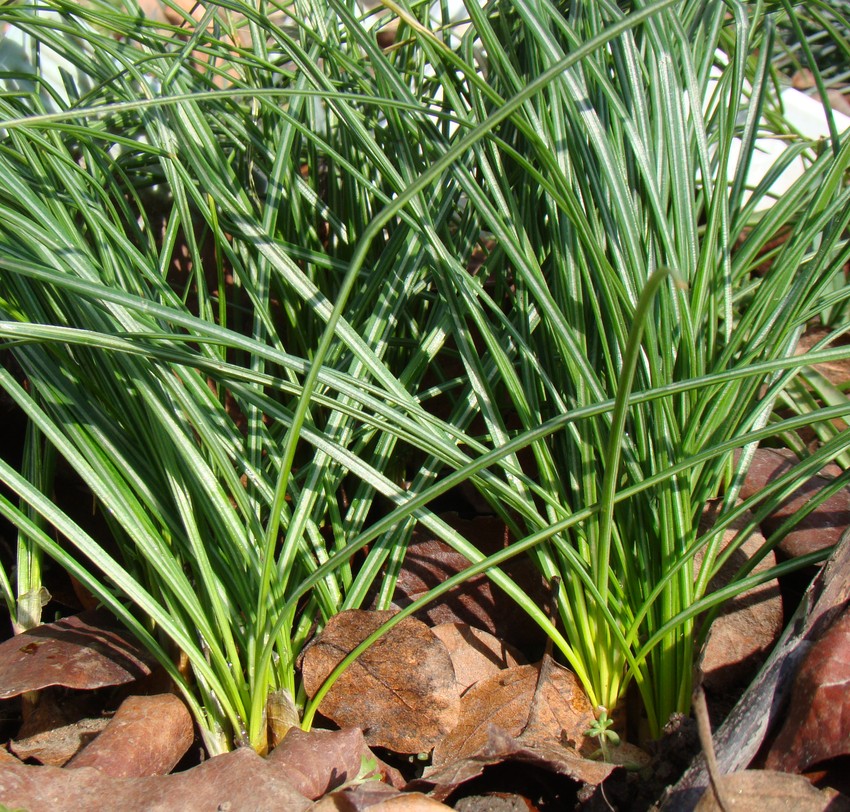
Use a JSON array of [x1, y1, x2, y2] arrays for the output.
[[693, 770, 850, 811], [10, 689, 112, 766], [431, 660, 595, 767], [416, 660, 618, 801], [429, 623, 525, 695], [65, 694, 194, 778], [765, 607, 850, 774], [269, 727, 405, 799], [0, 611, 152, 697], [414, 726, 617, 803], [301, 610, 459, 753]]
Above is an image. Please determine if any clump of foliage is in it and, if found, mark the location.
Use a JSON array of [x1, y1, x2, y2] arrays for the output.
[[0, 0, 849, 753]]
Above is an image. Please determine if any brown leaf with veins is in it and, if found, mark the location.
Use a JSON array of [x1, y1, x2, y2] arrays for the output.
[[0, 611, 152, 697], [416, 659, 624, 801], [430, 623, 525, 695], [765, 607, 850, 774], [301, 610, 459, 753], [431, 659, 595, 767]]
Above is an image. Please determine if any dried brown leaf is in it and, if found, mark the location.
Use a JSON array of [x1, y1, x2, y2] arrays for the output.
[[311, 784, 450, 811], [0, 748, 312, 811], [65, 694, 194, 777], [269, 727, 405, 799], [0, 749, 22, 766], [10, 716, 109, 767], [309, 781, 397, 812], [501, 730, 618, 785], [267, 688, 300, 750], [269, 727, 367, 798], [739, 448, 850, 558], [765, 608, 850, 774], [416, 660, 616, 801], [429, 623, 525, 695], [301, 610, 459, 753], [0, 611, 152, 697], [414, 725, 616, 803], [693, 770, 850, 811], [362, 793, 450, 811], [431, 661, 595, 767]]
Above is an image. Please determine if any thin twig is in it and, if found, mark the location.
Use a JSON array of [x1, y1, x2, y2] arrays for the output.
[[692, 676, 732, 812]]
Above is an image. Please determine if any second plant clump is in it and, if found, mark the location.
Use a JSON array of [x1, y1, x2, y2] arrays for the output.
[[1, 0, 849, 754]]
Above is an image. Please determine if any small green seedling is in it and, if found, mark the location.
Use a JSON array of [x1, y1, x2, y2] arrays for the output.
[[585, 707, 620, 762], [352, 755, 382, 787], [331, 754, 382, 794]]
